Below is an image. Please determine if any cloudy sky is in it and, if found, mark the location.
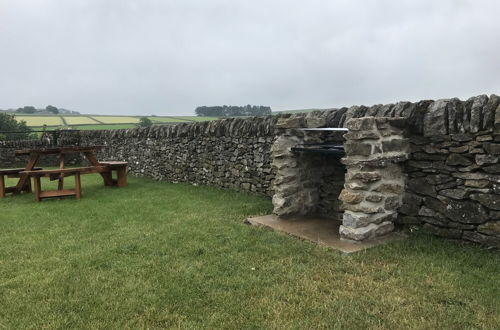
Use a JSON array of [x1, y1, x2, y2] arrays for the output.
[[0, 0, 499, 115]]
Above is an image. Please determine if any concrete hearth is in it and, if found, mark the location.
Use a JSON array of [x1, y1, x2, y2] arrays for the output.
[[245, 214, 405, 253]]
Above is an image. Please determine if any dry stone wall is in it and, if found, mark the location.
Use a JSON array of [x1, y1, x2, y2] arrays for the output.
[[77, 117, 278, 195], [399, 95, 500, 247], [1, 94, 500, 247]]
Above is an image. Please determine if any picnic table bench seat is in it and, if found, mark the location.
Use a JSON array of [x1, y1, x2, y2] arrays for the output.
[[0, 167, 42, 197], [21, 167, 93, 201], [100, 161, 128, 187]]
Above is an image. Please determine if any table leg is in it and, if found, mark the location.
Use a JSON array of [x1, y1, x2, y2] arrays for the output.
[[58, 153, 65, 190], [117, 167, 127, 187], [84, 152, 114, 186], [15, 154, 39, 194], [22, 177, 32, 193], [0, 174, 5, 198], [75, 173, 81, 199], [34, 176, 42, 202]]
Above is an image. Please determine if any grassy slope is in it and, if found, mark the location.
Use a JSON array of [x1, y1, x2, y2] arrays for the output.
[[63, 116, 100, 125], [14, 115, 63, 126], [0, 176, 499, 328], [13, 115, 219, 130], [88, 116, 140, 124]]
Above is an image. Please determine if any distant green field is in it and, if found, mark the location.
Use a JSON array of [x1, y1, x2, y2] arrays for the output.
[[149, 116, 219, 123], [12, 114, 220, 130], [15, 115, 63, 126], [90, 116, 140, 124], [171, 116, 219, 122], [63, 116, 99, 125], [70, 124, 137, 130], [148, 117, 186, 123]]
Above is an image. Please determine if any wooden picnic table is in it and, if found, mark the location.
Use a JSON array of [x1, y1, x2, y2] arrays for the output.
[[14, 146, 113, 191], [0, 145, 128, 201]]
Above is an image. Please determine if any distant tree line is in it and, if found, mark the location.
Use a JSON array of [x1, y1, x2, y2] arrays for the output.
[[195, 105, 272, 117], [0, 113, 32, 140], [0, 105, 80, 115]]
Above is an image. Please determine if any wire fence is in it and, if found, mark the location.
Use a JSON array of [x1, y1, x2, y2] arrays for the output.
[[0, 129, 80, 145]]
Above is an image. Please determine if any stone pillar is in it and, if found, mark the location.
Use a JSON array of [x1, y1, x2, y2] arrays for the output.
[[271, 116, 325, 216], [339, 117, 409, 241]]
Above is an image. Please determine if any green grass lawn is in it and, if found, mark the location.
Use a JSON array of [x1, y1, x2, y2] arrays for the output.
[[0, 175, 499, 329]]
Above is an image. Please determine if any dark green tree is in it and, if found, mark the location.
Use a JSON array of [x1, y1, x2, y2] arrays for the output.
[[137, 117, 153, 127], [0, 113, 32, 140], [46, 105, 59, 114], [194, 105, 272, 117], [16, 106, 37, 114]]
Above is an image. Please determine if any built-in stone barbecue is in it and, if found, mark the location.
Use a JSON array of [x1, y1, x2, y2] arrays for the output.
[[270, 116, 409, 242]]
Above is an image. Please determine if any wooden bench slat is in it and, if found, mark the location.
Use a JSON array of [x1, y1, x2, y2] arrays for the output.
[[39, 189, 77, 198], [0, 167, 42, 175], [21, 166, 107, 176]]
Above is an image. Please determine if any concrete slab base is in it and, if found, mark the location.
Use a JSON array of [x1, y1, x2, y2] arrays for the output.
[[245, 214, 406, 254]]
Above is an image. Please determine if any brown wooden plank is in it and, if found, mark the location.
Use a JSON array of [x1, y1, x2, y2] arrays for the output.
[[15, 146, 105, 156], [34, 177, 41, 202], [0, 175, 5, 198], [84, 152, 114, 186], [75, 173, 81, 199], [4, 187, 17, 193], [0, 167, 42, 175], [15, 154, 39, 193], [116, 167, 128, 187], [22, 166, 107, 176], [39, 189, 76, 198], [58, 153, 65, 190]]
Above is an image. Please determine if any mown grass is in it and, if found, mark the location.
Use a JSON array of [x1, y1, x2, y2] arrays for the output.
[[0, 175, 499, 329]]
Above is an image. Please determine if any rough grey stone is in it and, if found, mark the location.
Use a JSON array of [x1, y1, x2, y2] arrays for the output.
[[463, 231, 500, 248], [373, 183, 404, 194], [339, 190, 364, 204], [418, 206, 436, 217], [464, 180, 491, 188], [365, 194, 383, 203], [470, 194, 500, 210], [399, 193, 423, 216], [476, 154, 498, 165], [483, 164, 500, 174], [469, 94, 489, 133], [340, 221, 394, 241], [446, 154, 472, 166], [304, 117, 326, 128], [384, 196, 401, 210], [276, 117, 303, 128], [443, 199, 489, 224], [344, 142, 372, 157], [423, 223, 462, 239], [349, 171, 381, 183], [382, 139, 409, 153], [397, 216, 421, 224], [424, 99, 448, 137], [483, 143, 500, 155], [477, 221, 500, 237], [408, 178, 436, 197], [439, 189, 468, 200]]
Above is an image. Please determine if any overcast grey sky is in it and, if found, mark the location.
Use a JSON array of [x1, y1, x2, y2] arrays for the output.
[[0, 0, 499, 115]]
